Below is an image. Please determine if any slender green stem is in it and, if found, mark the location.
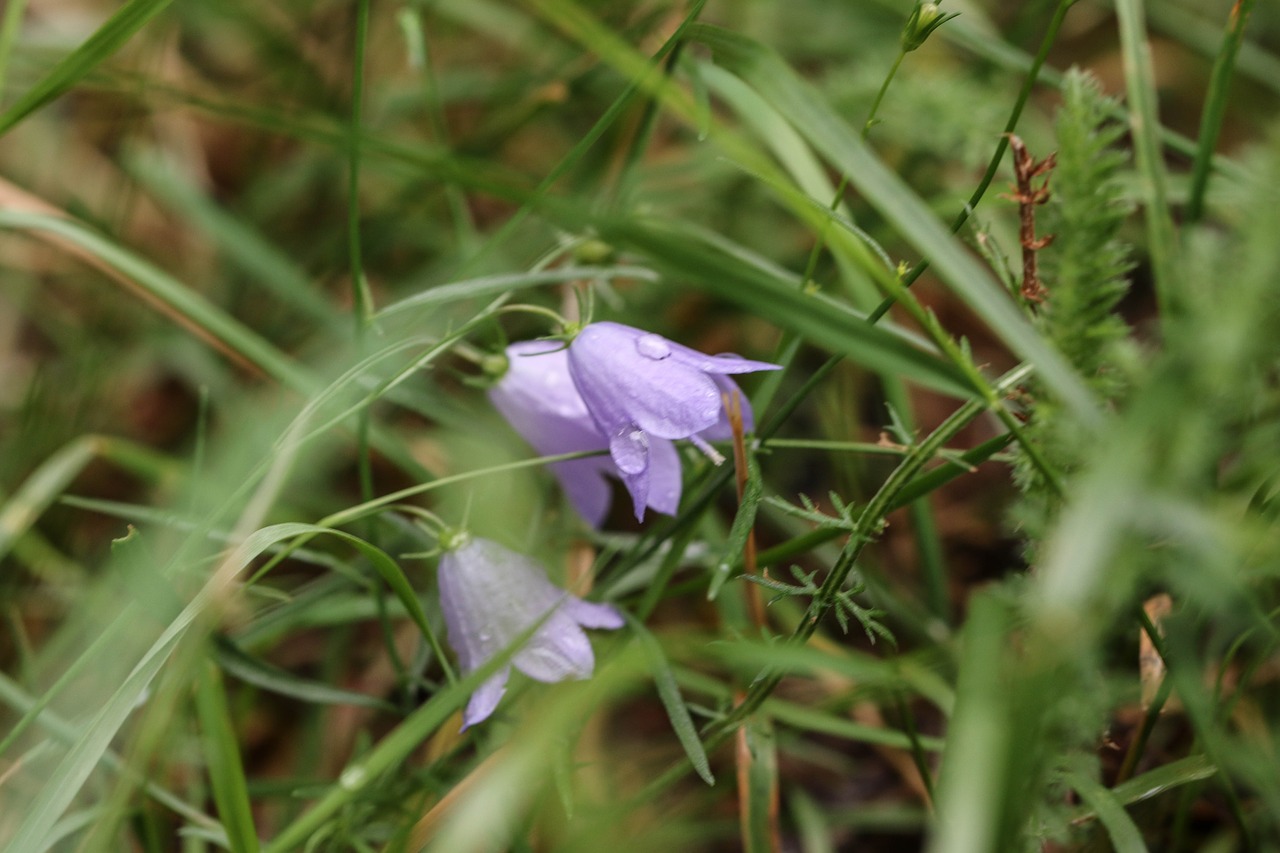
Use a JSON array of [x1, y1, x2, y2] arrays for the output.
[[868, 0, 1077, 322], [1186, 0, 1256, 223], [1116, 0, 1180, 314], [451, 0, 707, 278], [348, 0, 372, 327], [349, 0, 375, 522], [864, 50, 906, 137], [0, 0, 28, 98], [610, 36, 691, 210], [704, 383, 1007, 739]]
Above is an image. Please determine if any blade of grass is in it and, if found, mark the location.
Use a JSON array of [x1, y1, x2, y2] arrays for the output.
[[211, 636, 397, 712], [0, 435, 173, 563], [688, 24, 1098, 426], [195, 660, 262, 853], [0, 207, 312, 390], [628, 617, 715, 786], [1186, 0, 1257, 222], [1115, 0, 1180, 312], [0, 0, 173, 137], [0, 0, 28, 96], [592, 218, 973, 398], [737, 712, 779, 853], [1066, 769, 1150, 853], [925, 592, 1011, 853]]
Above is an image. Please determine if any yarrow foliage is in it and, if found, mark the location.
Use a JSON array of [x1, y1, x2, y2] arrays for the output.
[[565, 321, 779, 520], [489, 340, 680, 526], [438, 535, 624, 729]]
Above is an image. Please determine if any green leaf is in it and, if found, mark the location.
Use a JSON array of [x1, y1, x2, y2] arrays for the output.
[[1, 521, 424, 851], [0, 211, 312, 392], [628, 617, 715, 786], [195, 660, 262, 853], [709, 451, 764, 601], [740, 714, 778, 853], [0, 0, 173, 137], [687, 24, 1100, 425], [212, 636, 396, 712], [593, 218, 974, 398], [1067, 770, 1149, 853], [1068, 755, 1217, 821]]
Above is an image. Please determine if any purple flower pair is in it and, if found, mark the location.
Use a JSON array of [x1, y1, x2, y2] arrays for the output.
[[490, 321, 779, 523], [443, 322, 776, 728], [438, 535, 624, 729]]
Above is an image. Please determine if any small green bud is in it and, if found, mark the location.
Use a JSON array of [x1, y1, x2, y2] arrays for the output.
[[902, 2, 959, 52], [438, 527, 471, 553], [479, 350, 509, 380], [573, 238, 616, 265]]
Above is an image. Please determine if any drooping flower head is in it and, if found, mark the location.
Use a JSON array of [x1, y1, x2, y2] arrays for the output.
[[489, 340, 680, 525], [437, 534, 624, 729], [566, 321, 780, 520]]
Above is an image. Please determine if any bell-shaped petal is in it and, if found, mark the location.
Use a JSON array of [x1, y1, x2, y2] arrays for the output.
[[490, 340, 683, 525], [437, 536, 624, 729], [567, 322, 779, 519]]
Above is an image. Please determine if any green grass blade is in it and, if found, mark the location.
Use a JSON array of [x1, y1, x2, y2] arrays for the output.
[[710, 451, 763, 602], [1067, 770, 1150, 853], [0, 211, 313, 391], [0, 0, 28, 96], [0, 436, 172, 563], [926, 592, 1011, 853], [740, 714, 778, 853], [212, 637, 396, 712], [1186, 0, 1257, 222], [195, 660, 262, 853], [1115, 0, 1180, 312], [688, 25, 1099, 425], [593, 218, 973, 398], [1069, 755, 1218, 820], [629, 618, 715, 786], [0, 0, 173, 137], [374, 266, 658, 322], [127, 150, 342, 331]]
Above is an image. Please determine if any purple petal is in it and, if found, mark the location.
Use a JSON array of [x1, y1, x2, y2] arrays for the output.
[[513, 612, 596, 682], [608, 428, 650, 521], [645, 437, 682, 516], [551, 457, 613, 527], [664, 343, 781, 376], [437, 537, 625, 727], [569, 323, 725, 440], [490, 341, 617, 525], [462, 669, 510, 730], [489, 342, 609, 457], [564, 598, 626, 629], [701, 374, 755, 441]]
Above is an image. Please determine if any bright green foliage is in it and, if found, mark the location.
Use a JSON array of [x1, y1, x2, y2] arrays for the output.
[[1013, 68, 1135, 543], [2, 1, 1280, 852]]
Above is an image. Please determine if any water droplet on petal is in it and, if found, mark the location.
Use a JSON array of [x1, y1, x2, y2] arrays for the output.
[[636, 334, 671, 360]]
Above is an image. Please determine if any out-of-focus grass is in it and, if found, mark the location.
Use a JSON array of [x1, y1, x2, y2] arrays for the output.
[[1, 0, 1279, 851]]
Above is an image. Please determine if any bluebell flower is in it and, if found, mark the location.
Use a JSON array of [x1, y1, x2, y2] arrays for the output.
[[566, 322, 780, 520], [438, 535, 624, 729], [489, 340, 681, 525]]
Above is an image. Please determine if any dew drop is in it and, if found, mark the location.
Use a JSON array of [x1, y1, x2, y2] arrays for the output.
[[636, 334, 671, 360]]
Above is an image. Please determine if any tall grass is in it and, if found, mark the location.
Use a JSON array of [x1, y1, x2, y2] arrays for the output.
[[1, 0, 1279, 851]]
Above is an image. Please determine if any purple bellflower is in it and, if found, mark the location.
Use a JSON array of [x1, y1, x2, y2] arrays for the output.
[[438, 535, 624, 729], [489, 340, 681, 525], [567, 321, 780, 520]]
